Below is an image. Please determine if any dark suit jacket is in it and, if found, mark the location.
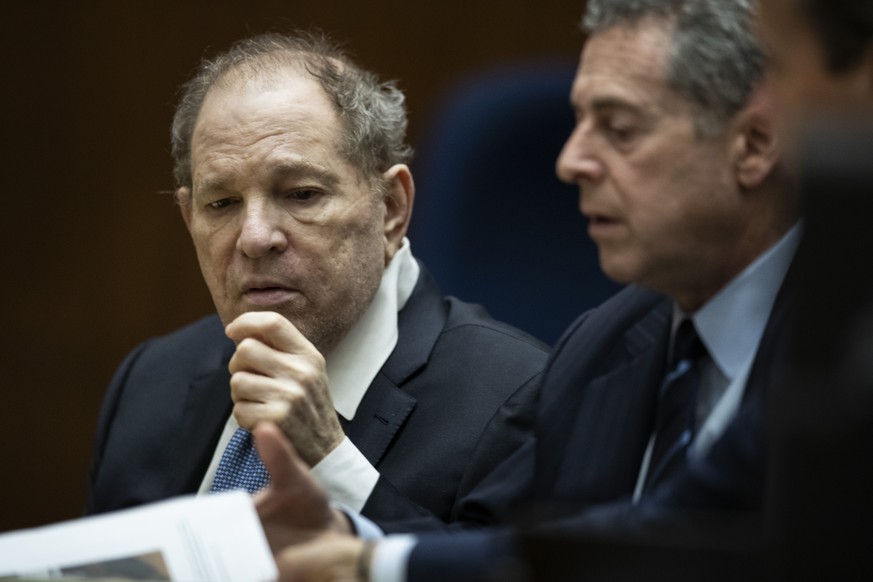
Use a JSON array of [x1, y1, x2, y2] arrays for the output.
[[407, 277, 796, 581], [86, 269, 549, 526]]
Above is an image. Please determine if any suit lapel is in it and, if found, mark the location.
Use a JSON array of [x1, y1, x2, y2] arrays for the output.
[[344, 267, 448, 466], [380, 267, 446, 384], [167, 347, 234, 496], [549, 305, 670, 503], [536, 289, 671, 504], [345, 373, 417, 465]]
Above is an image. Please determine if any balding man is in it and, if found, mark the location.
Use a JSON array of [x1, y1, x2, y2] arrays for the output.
[[86, 31, 549, 529]]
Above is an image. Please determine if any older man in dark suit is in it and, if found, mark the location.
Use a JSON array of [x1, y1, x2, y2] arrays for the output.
[[85, 30, 549, 528]]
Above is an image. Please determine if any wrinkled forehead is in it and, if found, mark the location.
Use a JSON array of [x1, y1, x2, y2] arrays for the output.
[[192, 75, 340, 166]]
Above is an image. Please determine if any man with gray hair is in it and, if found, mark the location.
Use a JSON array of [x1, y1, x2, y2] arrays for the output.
[[86, 30, 549, 529], [251, 0, 801, 579]]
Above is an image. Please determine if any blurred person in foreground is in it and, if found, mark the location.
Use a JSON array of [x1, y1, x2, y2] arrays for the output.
[[759, 0, 873, 121], [757, 0, 873, 577], [86, 30, 549, 528], [247, 0, 807, 579]]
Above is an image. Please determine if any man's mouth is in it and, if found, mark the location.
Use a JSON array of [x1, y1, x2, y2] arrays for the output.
[[242, 283, 298, 306], [586, 211, 622, 226], [589, 215, 618, 225], [584, 212, 623, 238]]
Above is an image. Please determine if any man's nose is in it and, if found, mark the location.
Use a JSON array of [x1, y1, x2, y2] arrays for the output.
[[236, 199, 289, 258], [555, 124, 606, 185]]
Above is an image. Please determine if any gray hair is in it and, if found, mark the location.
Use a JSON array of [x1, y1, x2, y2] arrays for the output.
[[584, 0, 765, 135], [170, 30, 413, 191]]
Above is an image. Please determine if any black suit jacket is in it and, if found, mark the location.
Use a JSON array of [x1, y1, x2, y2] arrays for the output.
[[407, 278, 796, 580], [86, 269, 549, 526], [387, 286, 667, 532]]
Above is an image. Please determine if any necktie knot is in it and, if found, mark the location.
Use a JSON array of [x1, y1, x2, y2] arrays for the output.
[[670, 319, 705, 369]]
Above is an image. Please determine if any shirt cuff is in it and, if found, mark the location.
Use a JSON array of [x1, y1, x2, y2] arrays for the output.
[[337, 505, 385, 540], [370, 535, 418, 582], [310, 436, 379, 512]]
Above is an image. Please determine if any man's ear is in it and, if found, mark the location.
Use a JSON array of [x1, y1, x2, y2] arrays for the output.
[[380, 164, 415, 262], [731, 80, 781, 190], [177, 187, 194, 231]]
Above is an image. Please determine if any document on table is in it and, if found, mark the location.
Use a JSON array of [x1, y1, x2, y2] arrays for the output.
[[0, 491, 277, 581]]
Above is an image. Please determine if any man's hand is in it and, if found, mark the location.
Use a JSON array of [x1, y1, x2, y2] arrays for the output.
[[253, 422, 352, 553], [274, 534, 366, 582], [226, 311, 344, 466]]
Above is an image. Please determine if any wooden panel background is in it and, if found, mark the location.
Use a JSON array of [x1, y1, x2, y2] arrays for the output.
[[0, 0, 586, 531]]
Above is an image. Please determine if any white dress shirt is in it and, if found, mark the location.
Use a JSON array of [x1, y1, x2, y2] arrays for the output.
[[197, 239, 421, 512]]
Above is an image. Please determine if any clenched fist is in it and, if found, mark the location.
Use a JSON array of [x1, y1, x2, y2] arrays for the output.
[[226, 311, 345, 467]]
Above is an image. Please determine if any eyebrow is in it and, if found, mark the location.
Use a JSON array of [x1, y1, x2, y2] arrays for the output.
[[589, 97, 645, 116], [271, 159, 341, 190], [570, 94, 648, 122]]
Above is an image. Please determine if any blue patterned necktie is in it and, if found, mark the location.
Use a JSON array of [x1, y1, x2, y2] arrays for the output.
[[644, 319, 706, 492], [209, 427, 271, 494]]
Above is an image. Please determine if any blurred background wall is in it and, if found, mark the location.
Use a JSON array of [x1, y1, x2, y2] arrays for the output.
[[0, 0, 593, 532]]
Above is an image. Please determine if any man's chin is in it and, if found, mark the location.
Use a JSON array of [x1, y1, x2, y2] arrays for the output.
[[597, 254, 639, 287]]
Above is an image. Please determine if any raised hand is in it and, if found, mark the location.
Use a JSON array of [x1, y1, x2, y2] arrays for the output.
[[227, 311, 345, 466]]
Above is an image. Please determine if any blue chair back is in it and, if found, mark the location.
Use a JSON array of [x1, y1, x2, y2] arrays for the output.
[[409, 62, 622, 345]]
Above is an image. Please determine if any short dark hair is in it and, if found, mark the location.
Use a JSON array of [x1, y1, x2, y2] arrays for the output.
[[798, 0, 873, 72], [171, 30, 413, 190]]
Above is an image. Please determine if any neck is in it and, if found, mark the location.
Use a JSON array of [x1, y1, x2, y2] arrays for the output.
[[673, 218, 795, 312]]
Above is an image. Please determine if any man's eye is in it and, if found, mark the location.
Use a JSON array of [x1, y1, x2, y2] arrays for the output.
[[287, 189, 321, 202], [207, 198, 236, 210], [608, 125, 635, 141]]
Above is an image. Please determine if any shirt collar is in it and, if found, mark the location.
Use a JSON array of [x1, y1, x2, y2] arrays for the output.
[[326, 238, 420, 421], [673, 223, 802, 381]]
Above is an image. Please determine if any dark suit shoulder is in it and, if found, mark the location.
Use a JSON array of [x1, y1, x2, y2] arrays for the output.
[[97, 314, 229, 421], [386, 269, 549, 385], [129, 314, 231, 373], [87, 314, 233, 513], [442, 295, 551, 355], [425, 297, 551, 402], [554, 286, 666, 354], [544, 286, 669, 391], [99, 314, 233, 431]]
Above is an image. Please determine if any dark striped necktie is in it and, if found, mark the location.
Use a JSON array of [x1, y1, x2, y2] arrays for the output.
[[644, 319, 706, 492]]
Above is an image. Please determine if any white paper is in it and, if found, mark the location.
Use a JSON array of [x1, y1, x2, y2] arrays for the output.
[[0, 492, 277, 581]]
